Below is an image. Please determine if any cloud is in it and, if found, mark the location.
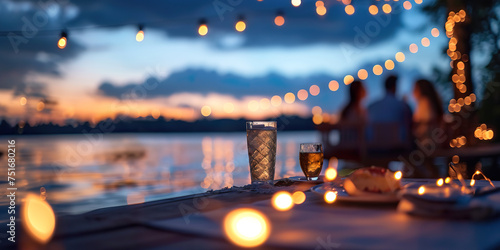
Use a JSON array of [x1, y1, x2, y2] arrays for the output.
[[0, 0, 85, 96], [97, 68, 341, 99]]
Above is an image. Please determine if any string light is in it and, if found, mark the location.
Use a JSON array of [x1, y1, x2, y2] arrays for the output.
[[136, 25, 144, 42], [235, 16, 246, 32], [369, 5, 378, 15], [345, 5, 355, 15], [291, 0, 301, 7], [382, 4, 392, 14], [274, 11, 285, 26], [58, 31, 67, 49], [198, 19, 208, 36]]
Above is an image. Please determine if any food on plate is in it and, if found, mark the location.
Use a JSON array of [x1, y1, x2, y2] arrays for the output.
[[344, 166, 401, 196]]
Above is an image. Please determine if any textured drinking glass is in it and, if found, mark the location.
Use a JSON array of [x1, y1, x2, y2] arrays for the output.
[[299, 143, 324, 181], [246, 121, 277, 184]]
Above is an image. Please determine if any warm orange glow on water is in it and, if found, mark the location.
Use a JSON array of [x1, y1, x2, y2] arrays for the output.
[[22, 193, 56, 243], [292, 191, 306, 204], [224, 208, 270, 248], [329, 80, 339, 91], [235, 21, 246, 32], [272, 191, 294, 211]]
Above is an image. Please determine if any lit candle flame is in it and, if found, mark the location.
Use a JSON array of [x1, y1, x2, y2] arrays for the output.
[[445, 177, 451, 184], [223, 208, 270, 248], [272, 191, 294, 211], [470, 179, 475, 186]]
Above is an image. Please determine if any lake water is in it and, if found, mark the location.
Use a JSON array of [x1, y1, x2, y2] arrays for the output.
[[0, 131, 322, 217]]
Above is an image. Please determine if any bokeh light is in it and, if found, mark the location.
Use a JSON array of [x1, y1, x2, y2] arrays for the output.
[[271, 95, 282, 107], [292, 191, 306, 204], [198, 24, 208, 36], [382, 4, 392, 14], [224, 102, 235, 113], [431, 28, 440, 37], [20, 97, 27, 105], [223, 208, 270, 248], [235, 21, 246, 32], [437, 178, 444, 186], [201, 105, 212, 117], [357, 69, 368, 80], [385, 60, 395, 70], [248, 100, 259, 111], [345, 5, 355, 15], [324, 191, 337, 203], [325, 168, 337, 181], [373, 64, 383, 75], [395, 52, 405, 62], [409, 43, 418, 53], [58, 37, 67, 49], [316, 6, 327, 16], [394, 171, 402, 180], [284, 92, 295, 104], [369, 5, 378, 15], [344, 75, 354, 85], [272, 191, 294, 211], [135, 30, 144, 42], [22, 193, 56, 243], [452, 155, 460, 164], [329, 80, 339, 91], [274, 15, 285, 26], [312, 106, 322, 115], [309, 85, 320, 96], [421, 37, 430, 47], [418, 186, 425, 195], [260, 98, 271, 110], [297, 89, 308, 101], [291, 0, 301, 7]]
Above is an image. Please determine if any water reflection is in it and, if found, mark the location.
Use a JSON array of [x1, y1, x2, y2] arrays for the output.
[[0, 131, 318, 216]]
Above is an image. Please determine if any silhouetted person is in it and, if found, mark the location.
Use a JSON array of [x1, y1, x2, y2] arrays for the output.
[[413, 79, 444, 141], [340, 80, 367, 123], [368, 75, 413, 140]]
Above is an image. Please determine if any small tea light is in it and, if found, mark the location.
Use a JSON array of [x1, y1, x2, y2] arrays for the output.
[[272, 191, 294, 211], [436, 178, 444, 187], [324, 191, 337, 204], [418, 186, 426, 195]]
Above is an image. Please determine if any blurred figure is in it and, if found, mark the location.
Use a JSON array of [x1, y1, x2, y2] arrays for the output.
[[340, 80, 368, 123], [368, 75, 413, 140], [412, 79, 444, 141]]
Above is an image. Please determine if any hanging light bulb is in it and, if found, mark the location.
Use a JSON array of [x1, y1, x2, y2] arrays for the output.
[[235, 15, 246, 32], [58, 31, 67, 49], [198, 19, 208, 36], [136, 25, 144, 42], [274, 11, 285, 26]]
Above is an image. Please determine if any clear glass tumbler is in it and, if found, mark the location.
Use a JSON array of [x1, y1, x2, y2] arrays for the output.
[[246, 121, 277, 184]]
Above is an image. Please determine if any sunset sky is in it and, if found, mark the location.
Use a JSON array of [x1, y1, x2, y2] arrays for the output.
[[0, 0, 488, 125]]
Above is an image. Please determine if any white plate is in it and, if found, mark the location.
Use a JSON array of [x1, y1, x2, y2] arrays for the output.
[[311, 182, 401, 203]]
